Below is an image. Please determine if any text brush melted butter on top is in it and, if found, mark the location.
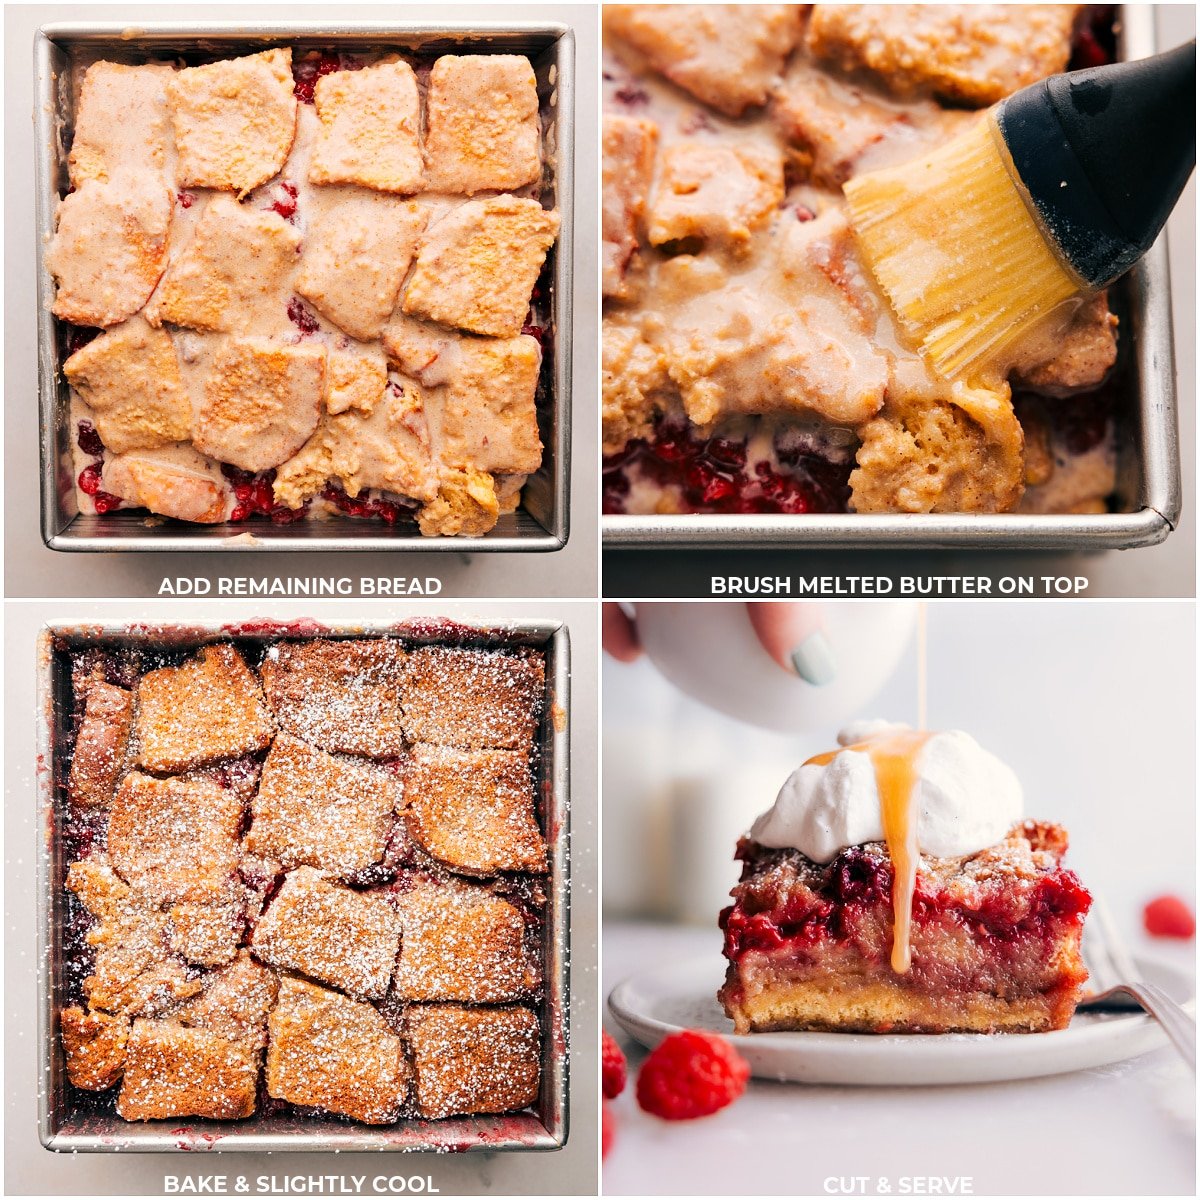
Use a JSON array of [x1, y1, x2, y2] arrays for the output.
[[751, 722, 1023, 974]]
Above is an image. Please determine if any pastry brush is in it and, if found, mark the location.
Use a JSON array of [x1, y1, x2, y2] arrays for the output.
[[843, 41, 1195, 383]]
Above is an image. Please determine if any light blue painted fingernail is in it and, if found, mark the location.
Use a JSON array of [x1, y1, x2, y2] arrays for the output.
[[791, 632, 837, 686]]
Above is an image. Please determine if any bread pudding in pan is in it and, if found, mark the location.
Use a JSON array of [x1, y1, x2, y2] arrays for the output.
[[603, 5, 1123, 519], [56, 633, 553, 1126], [50, 46, 559, 537]]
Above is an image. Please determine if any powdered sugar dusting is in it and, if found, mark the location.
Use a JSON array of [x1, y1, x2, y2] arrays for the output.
[[55, 633, 551, 1130]]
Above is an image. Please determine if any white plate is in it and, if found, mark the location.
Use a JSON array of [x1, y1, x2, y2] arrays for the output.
[[608, 955, 1195, 1086]]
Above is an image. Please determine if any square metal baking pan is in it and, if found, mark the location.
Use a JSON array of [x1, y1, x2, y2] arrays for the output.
[[35, 22, 574, 553], [602, 4, 1180, 551], [36, 619, 571, 1152]]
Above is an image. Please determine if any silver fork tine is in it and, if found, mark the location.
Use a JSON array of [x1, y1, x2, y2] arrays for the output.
[[1079, 895, 1196, 1068], [1134, 982, 1198, 1070]]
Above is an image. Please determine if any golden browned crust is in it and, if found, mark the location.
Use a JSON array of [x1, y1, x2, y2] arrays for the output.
[[108, 773, 243, 905], [250, 867, 401, 999], [260, 638, 407, 758], [61, 1005, 130, 1090], [721, 821, 1089, 1035], [247, 736, 397, 876], [404, 745, 547, 875], [402, 646, 544, 753], [806, 4, 1079, 106], [134, 645, 275, 773], [173, 951, 279, 1049], [722, 977, 1074, 1036], [117, 1019, 259, 1121], [266, 977, 409, 1124], [407, 1004, 540, 1119], [393, 877, 538, 1003], [67, 678, 134, 809]]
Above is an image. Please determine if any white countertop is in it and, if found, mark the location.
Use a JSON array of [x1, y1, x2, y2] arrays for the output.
[[602, 922, 1196, 1197]]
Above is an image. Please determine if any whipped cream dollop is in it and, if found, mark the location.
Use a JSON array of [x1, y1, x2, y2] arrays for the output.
[[750, 721, 1023, 863]]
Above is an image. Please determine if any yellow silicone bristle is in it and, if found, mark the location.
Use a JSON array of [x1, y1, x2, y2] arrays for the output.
[[844, 113, 1083, 384]]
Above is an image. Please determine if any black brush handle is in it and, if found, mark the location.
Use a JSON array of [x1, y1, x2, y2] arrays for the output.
[[998, 40, 1195, 288]]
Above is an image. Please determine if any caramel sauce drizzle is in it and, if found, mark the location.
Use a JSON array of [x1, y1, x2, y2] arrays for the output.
[[805, 606, 933, 973]]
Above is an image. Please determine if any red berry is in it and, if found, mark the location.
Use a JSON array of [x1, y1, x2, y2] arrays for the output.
[[287, 297, 320, 335], [76, 419, 105, 457], [602, 1030, 627, 1099], [91, 491, 123, 514], [78, 462, 103, 496], [177, 190, 195, 209], [1143, 895, 1195, 939], [635, 1029, 749, 1121], [602, 1103, 616, 1159]]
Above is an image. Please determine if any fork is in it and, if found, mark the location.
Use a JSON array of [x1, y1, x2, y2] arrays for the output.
[[1078, 897, 1196, 1070]]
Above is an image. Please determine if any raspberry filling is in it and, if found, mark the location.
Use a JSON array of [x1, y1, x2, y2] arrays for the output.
[[721, 841, 1092, 978], [603, 417, 853, 516], [292, 51, 363, 103]]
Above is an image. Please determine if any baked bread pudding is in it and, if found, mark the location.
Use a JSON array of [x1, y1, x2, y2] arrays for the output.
[[56, 635, 549, 1124], [718, 723, 1092, 1034], [602, 5, 1122, 517], [50, 47, 559, 536]]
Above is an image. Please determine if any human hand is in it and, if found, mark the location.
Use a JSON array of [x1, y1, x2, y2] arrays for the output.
[[603, 602, 836, 685]]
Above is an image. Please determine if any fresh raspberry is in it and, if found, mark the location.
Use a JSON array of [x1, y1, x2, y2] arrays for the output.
[[635, 1029, 749, 1120], [602, 1103, 616, 1159], [77, 462, 104, 496], [1143, 895, 1196, 939], [602, 1030, 627, 1099]]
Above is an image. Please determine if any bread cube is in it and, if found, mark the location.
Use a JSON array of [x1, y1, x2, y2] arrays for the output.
[[309, 61, 423, 193], [167, 48, 297, 193], [47, 177, 172, 327], [134, 643, 274, 773], [423, 55, 541, 194], [109, 772, 243, 905], [193, 339, 325, 472], [117, 1019, 259, 1120], [605, 5, 804, 116], [259, 637, 406, 757], [67, 679, 134, 808], [68, 61, 174, 187], [146, 195, 300, 333], [266, 977, 408, 1123], [402, 196, 559, 337], [250, 866, 400, 999], [603, 115, 658, 298], [407, 1004, 540, 1119], [295, 193, 427, 340], [393, 877, 537, 1003], [246, 734, 398, 875], [404, 744, 546, 875], [64, 317, 190, 454], [402, 646, 544, 752]]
